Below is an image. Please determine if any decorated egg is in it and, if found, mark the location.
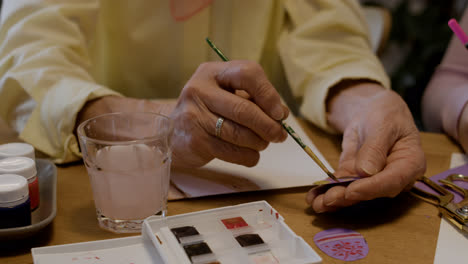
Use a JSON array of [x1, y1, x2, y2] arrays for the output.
[[314, 228, 368, 261]]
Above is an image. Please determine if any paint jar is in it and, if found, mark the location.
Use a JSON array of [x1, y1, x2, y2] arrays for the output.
[[0, 142, 35, 160], [0, 174, 31, 228], [0, 157, 39, 211]]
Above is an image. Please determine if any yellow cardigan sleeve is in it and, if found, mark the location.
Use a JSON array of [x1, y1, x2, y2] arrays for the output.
[[0, 0, 120, 163], [278, 0, 390, 133]]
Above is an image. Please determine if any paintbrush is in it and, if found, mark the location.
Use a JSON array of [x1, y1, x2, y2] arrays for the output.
[[206, 37, 338, 182]]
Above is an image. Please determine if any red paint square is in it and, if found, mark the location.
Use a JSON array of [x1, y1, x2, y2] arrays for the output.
[[221, 217, 248, 229]]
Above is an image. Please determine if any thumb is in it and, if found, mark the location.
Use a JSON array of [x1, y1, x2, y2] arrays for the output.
[[355, 134, 394, 177], [334, 128, 359, 177]]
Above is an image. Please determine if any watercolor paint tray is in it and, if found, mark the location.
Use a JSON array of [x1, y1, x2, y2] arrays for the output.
[[0, 159, 57, 240], [144, 201, 321, 264], [32, 201, 321, 264]]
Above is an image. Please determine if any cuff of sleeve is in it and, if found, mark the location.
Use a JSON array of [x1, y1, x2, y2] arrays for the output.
[[431, 64, 468, 141], [300, 60, 390, 134], [442, 90, 468, 141], [19, 81, 121, 164]]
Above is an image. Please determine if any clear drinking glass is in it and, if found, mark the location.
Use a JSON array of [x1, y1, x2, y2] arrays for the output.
[[77, 112, 173, 233]]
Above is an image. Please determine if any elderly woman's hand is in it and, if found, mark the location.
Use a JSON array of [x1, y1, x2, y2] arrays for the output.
[[170, 60, 289, 167], [306, 82, 426, 212], [77, 60, 289, 168]]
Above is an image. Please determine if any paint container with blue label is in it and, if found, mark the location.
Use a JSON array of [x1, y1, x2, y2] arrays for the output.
[[0, 174, 31, 229], [0, 157, 39, 211]]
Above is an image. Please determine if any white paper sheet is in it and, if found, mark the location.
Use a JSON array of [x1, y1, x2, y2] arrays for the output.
[[36, 245, 153, 264], [433, 153, 468, 264], [33, 236, 162, 264], [170, 114, 333, 198]]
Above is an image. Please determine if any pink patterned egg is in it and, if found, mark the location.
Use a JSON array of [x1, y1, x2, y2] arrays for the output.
[[314, 228, 368, 261]]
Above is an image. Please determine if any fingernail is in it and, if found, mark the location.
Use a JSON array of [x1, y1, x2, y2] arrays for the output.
[[345, 191, 362, 201], [272, 105, 284, 120], [361, 162, 378, 176], [277, 130, 288, 142], [324, 199, 337, 207], [271, 130, 287, 143], [272, 137, 281, 143], [314, 207, 325, 213]]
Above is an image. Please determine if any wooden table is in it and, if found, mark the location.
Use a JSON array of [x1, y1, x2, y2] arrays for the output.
[[0, 118, 463, 264]]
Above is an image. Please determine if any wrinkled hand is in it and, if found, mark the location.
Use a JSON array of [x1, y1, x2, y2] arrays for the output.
[[306, 84, 426, 212], [458, 104, 468, 153], [77, 61, 289, 168], [170, 61, 289, 168]]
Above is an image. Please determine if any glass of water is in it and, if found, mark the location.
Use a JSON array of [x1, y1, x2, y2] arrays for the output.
[[77, 112, 173, 233]]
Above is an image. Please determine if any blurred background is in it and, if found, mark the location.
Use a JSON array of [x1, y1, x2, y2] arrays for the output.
[[0, 0, 466, 130], [361, 0, 468, 129]]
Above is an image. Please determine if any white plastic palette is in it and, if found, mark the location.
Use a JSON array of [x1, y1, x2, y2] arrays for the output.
[[32, 236, 161, 264], [32, 201, 321, 264]]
